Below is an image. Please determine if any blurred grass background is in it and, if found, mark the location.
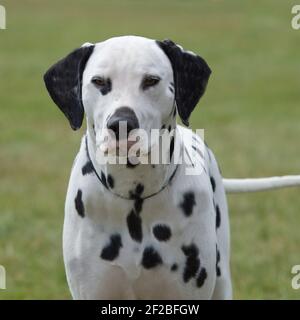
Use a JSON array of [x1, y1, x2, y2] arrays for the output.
[[0, 0, 300, 299]]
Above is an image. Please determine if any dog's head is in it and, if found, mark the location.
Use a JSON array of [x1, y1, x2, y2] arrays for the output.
[[44, 36, 211, 158]]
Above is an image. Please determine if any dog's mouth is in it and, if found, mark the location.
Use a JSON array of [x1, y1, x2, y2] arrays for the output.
[[95, 127, 174, 166], [100, 139, 146, 155], [96, 137, 153, 166]]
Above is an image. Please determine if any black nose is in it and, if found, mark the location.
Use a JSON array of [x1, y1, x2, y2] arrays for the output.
[[107, 107, 139, 140]]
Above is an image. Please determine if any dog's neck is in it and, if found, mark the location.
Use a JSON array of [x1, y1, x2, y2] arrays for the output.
[[86, 117, 179, 199]]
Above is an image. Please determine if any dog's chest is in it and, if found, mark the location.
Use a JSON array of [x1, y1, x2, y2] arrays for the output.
[[65, 176, 217, 299]]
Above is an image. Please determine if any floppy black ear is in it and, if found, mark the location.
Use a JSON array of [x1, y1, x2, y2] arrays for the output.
[[43, 45, 95, 130], [156, 39, 211, 126]]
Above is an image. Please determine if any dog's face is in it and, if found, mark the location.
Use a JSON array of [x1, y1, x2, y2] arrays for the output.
[[82, 36, 175, 155], [44, 35, 211, 160]]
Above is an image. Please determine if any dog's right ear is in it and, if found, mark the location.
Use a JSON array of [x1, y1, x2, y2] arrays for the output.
[[43, 44, 95, 130]]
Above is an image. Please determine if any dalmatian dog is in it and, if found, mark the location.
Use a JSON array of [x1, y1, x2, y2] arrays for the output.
[[44, 36, 300, 300]]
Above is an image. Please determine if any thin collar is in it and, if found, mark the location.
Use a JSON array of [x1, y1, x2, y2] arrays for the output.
[[85, 136, 179, 201]]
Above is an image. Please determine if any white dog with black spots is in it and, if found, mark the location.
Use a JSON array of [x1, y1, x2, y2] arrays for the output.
[[44, 35, 300, 299]]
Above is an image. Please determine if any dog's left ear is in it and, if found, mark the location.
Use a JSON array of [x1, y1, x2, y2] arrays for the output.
[[156, 39, 211, 126], [43, 44, 95, 130]]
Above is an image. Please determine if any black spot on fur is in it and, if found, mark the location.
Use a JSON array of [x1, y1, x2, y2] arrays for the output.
[[179, 192, 196, 217], [100, 234, 122, 261], [182, 243, 200, 282], [171, 263, 178, 271], [92, 124, 96, 136], [183, 258, 200, 283], [192, 145, 204, 158], [210, 176, 216, 192], [129, 184, 144, 210], [141, 247, 162, 269], [75, 189, 85, 218], [127, 210, 143, 242], [100, 171, 108, 188], [184, 147, 194, 168], [82, 161, 94, 175], [134, 198, 143, 214], [196, 267, 207, 288], [126, 183, 145, 242], [169, 86, 174, 93], [153, 224, 172, 241], [170, 136, 175, 161], [216, 245, 221, 277], [182, 243, 198, 257], [107, 174, 114, 189], [216, 205, 221, 229], [99, 78, 112, 95], [168, 125, 172, 132], [173, 107, 177, 117], [161, 124, 166, 130], [135, 184, 144, 196]]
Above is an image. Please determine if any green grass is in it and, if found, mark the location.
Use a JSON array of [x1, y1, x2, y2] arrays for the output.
[[0, 0, 300, 299]]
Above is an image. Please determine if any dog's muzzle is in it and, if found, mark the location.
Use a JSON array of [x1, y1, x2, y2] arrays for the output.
[[107, 106, 139, 141], [98, 106, 143, 158]]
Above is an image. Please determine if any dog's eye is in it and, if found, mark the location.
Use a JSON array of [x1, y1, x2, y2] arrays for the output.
[[142, 75, 161, 90], [92, 77, 107, 87]]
